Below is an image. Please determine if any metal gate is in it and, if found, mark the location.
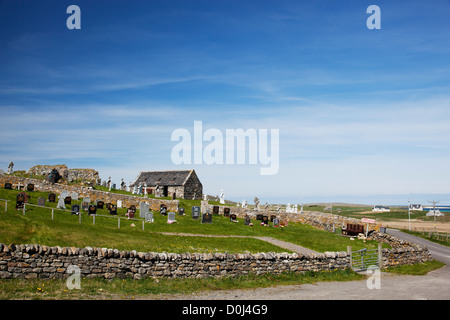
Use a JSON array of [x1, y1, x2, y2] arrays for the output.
[[350, 248, 380, 272]]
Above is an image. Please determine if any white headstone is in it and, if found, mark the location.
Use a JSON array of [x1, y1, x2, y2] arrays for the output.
[[140, 202, 150, 218], [168, 212, 176, 223], [145, 212, 154, 223], [57, 198, 66, 209]]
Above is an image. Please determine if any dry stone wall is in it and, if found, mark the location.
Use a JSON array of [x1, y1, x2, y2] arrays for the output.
[[0, 243, 350, 280], [0, 238, 432, 280]]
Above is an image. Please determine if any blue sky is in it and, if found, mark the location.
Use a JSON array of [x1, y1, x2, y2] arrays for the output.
[[1, 0, 450, 205]]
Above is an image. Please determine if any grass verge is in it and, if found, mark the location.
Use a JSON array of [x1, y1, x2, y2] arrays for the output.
[[0, 268, 364, 300]]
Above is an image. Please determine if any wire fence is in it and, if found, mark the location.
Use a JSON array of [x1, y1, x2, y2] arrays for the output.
[[0, 198, 9, 212], [20, 202, 146, 231]]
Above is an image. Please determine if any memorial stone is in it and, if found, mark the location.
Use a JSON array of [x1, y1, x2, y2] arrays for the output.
[[192, 206, 200, 220], [88, 205, 97, 215], [202, 212, 212, 224], [168, 212, 176, 223], [71, 204, 80, 215], [48, 193, 56, 203], [37, 197, 46, 207]]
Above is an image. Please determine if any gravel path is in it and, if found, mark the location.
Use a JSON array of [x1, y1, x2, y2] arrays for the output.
[[158, 232, 318, 255]]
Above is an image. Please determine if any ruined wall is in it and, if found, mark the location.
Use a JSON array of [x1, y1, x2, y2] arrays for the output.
[[28, 165, 100, 184]]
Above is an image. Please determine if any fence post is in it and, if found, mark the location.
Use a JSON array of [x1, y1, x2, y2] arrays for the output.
[[378, 243, 383, 269], [142, 220, 144, 231], [23, 203, 26, 216], [118, 218, 120, 229], [93, 215, 95, 225], [5, 201, 7, 212], [347, 246, 352, 269], [79, 212, 81, 224], [51, 209, 54, 220]]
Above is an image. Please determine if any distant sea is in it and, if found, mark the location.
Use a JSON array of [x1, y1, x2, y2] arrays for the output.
[[239, 193, 450, 209]]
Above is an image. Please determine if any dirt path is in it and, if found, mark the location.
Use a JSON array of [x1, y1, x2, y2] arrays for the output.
[[157, 232, 318, 255]]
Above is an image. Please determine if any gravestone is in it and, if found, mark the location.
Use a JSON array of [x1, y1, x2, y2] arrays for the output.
[[27, 184, 34, 192], [82, 201, 89, 211], [4, 182, 12, 189], [256, 214, 263, 221], [70, 192, 79, 201], [273, 218, 280, 227], [96, 200, 104, 209], [262, 216, 269, 225], [192, 206, 200, 220], [71, 204, 80, 215], [64, 196, 72, 205], [223, 207, 230, 217], [117, 200, 122, 208], [57, 198, 66, 210], [129, 205, 136, 213], [230, 214, 237, 222], [140, 202, 150, 218], [88, 205, 97, 215], [178, 207, 185, 215], [61, 190, 70, 198], [212, 206, 219, 215], [16, 193, 25, 209], [48, 193, 56, 203], [202, 212, 213, 224], [244, 216, 251, 225], [106, 203, 112, 210], [168, 212, 176, 223], [270, 215, 276, 222], [160, 204, 167, 216], [83, 197, 90, 204], [108, 205, 117, 215], [37, 197, 46, 207], [145, 212, 154, 223]]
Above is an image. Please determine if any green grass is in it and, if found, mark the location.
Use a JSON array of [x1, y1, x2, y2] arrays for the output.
[[384, 259, 445, 275], [0, 268, 365, 300], [0, 188, 381, 254], [400, 229, 450, 247]]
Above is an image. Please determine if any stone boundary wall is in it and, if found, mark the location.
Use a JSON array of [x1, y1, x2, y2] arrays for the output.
[[0, 237, 432, 280], [0, 243, 350, 280], [0, 175, 178, 212]]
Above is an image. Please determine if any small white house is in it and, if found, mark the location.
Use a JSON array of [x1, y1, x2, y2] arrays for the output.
[[409, 204, 423, 211], [372, 205, 390, 212]]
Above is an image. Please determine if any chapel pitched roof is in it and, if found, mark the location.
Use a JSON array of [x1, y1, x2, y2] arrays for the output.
[[131, 170, 195, 187]]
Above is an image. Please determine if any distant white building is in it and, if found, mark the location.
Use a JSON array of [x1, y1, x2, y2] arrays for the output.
[[426, 209, 444, 217], [409, 204, 423, 211], [372, 205, 390, 212]]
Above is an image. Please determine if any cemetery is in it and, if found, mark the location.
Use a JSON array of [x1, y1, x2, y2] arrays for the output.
[[0, 172, 434, 283]]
